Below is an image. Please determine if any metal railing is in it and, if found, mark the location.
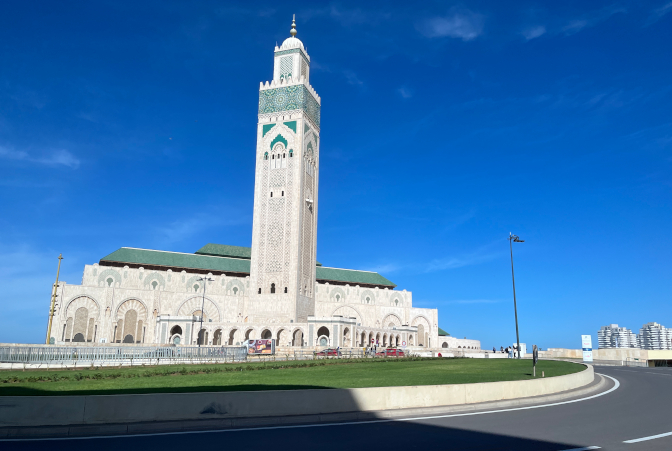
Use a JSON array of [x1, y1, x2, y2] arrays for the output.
[[0, 345, 247, 366]]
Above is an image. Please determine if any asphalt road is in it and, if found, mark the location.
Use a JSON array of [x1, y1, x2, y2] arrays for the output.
[[4, 365, 672, 450]]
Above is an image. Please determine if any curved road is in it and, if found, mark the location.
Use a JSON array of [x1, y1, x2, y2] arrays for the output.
[[4, 366, 672, 450]]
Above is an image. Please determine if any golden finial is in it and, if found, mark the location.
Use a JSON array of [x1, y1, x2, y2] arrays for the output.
[[290, 14, 297, 37]]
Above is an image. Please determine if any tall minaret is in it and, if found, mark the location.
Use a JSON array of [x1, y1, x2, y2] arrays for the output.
[[249, 17, 321, 324]]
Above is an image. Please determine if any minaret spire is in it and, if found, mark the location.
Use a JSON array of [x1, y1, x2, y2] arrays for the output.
[[290, 14, 297, 37]]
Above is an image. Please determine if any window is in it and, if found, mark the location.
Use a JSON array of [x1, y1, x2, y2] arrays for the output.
[[106, 277, 113, 287], [271, 283, 276, 294], [289, 150, 293, 157], [272, 154, 275, 159], [281, 191, 284, 196], [283, 153, 286, 158], [258, 288, 261, 294], [193, 284, 199, 292], [233, 287, 238, 295], [270, 192, 273, 197], [284, 287, 288, 293], [264, 152, 268, 160]]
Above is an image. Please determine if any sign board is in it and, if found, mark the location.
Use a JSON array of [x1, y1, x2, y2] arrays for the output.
[[246, 339, 275, 355], [581, 335, 593, 362], [532, 344, 538, 365]]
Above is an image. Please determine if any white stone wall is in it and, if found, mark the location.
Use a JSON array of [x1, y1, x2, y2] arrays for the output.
[[50, 263, 440, 348], [437, 336, 481, 350]]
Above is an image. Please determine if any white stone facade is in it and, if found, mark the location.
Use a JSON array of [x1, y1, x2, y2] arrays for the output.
[[47, 21, 476, 351], [50, 262, 441, 348]]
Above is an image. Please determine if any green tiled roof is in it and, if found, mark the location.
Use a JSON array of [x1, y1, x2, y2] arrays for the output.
[[195, 243, 251, 259], [100, 247, 394, 288], [315, 266, 395, 288], [101, 247, 251, 274], [438, 327, 450, 336], [195, 243, 322, 266]]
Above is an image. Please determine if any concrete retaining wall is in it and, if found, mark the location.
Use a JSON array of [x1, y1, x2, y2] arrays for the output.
[[0, 364, 592, 428]]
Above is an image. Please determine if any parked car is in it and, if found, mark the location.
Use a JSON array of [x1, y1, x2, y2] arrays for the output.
[[315, 348, 341, 357], [376, 348, 405, 357]]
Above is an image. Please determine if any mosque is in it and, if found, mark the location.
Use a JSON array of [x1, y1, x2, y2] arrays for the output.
[[47, 19, 481, 352]]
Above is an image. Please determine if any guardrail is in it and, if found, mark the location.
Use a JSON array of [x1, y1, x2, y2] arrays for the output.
[[0, 345, 248, 366]]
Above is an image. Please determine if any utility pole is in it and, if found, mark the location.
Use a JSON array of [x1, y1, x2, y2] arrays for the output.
[[46, 254, 63, 344], [509, 233, 524, 359], [197, 276, 213, 347]]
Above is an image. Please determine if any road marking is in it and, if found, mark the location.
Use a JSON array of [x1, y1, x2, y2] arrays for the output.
[[561, 447, 600, 451], [602, 368, 672, 376], [624, 431, 672, 443], [0, 374, 620, 442]]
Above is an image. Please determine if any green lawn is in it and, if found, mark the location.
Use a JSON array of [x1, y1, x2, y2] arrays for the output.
[[0, 358, 584, 396]]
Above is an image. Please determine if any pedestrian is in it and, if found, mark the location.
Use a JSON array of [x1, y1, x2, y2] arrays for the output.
[[492, 347, 496, 353], [500, 346, 504, 353]]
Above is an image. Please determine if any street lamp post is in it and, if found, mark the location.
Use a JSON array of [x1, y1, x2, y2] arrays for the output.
[[197, 276, 213, 347], [509, 233, 524, 359]]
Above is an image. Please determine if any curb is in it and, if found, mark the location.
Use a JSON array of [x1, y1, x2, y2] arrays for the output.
[[0, 373, 609, 440]]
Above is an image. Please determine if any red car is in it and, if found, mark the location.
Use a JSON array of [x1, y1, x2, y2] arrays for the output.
[[315, 348, 341, 357], [376, 348, 405, 357]]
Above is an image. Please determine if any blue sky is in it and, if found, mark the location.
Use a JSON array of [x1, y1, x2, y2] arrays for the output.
[[1, 1, 670, 349]]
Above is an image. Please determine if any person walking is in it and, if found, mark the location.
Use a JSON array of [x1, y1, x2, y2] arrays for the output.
[[500, 346, 504, 353]]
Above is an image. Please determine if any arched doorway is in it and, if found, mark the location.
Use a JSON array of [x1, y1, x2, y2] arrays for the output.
[[417, 324, 425, 346], [73, 333, 85, 343], [213, 329, 222, 345], [342, 327, 351, 347], [245, 329, 253, 341], [261, 329, 272, 339], [360, 332, 366, 346], [197, 329, 208, 345], [277, 329, 287, 346], [382, 333, 388, 347], [442, 342, 448, 348], [292, 329, 303, 347], [317, 326, 329, 346], [228, 329, 238, 345]]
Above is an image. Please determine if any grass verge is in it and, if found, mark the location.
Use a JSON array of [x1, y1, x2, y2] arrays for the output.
[[0, 358, 584, 396]]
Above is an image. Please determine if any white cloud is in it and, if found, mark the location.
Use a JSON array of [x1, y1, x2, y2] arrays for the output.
[[417, 10, 484, 41], [562, 6, 626, 36], [0, 146, 80, 169], [425, 242, 502, 272], [343, 70, 364, 87], [397, 86, 413, 99], [155, 214, 248, 245], [522, 25, 546, 40], [646, 2, 672, 25]]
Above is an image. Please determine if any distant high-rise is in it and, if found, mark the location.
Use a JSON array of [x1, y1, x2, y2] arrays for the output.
[[638, 322, 672, 350], [597, 324, 638, 349]]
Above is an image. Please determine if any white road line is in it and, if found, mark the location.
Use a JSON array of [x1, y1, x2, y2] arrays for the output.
[[0, 374, 620, 442], [602, 369, 672, 376], [561, 447, 600, 451], [624, 431, 672, 443]]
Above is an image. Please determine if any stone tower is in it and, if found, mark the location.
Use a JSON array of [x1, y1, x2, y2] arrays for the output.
[[249, 17, 321, 323]]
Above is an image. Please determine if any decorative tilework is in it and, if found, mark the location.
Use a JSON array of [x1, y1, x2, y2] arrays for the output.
[[301, 60, 307, 79], [283, 121, 297, 133], [279, 56, 292, 79], [259, 85, 321, 129], [262, 124, 276, 137], [275, 48, 309, 65], [270, 134, 288, 150]]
